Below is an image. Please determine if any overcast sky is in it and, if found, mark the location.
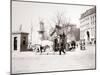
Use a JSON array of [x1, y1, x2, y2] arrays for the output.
[[12, 1, 94, 44]]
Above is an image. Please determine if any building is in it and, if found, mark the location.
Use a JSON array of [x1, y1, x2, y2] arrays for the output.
[[12, 32, 29, 52], [80, 7, 96, 44], [50, 24, 79, 42]]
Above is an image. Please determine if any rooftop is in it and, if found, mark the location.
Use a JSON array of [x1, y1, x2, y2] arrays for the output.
[[80, 7, 96, 19]]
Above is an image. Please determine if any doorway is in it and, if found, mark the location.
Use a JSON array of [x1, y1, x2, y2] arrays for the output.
[[14, 37, 17, 50]]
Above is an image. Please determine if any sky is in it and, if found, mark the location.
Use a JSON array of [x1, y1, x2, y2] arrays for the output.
[[12, 1, 94, 44]]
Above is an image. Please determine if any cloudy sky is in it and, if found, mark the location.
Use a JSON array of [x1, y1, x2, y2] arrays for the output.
[[12, 1, 94, 44]]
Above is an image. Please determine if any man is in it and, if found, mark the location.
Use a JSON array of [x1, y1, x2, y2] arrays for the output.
[[54, 38, 58, 52], [58, 35, 66, 55]]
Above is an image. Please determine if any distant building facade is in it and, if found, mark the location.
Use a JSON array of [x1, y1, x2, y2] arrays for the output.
[[50, 24, 80, 42], [12, 32, 29, 52], [80, 7, 96, 44]]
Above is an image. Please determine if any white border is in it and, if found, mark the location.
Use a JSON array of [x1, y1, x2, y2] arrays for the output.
[[0, 0, 100, 75]]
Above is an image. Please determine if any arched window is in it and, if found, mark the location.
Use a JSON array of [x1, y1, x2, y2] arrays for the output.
[[86, 31, 90, 41]]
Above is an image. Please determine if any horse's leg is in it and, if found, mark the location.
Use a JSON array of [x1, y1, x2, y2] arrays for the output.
[[40, 48, 42, 54]]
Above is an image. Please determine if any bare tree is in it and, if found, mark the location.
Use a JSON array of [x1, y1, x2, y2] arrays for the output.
[[52, 11, 70, 27]]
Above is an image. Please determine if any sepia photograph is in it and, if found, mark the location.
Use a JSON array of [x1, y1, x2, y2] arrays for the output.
[[11, 0, 96, 74]]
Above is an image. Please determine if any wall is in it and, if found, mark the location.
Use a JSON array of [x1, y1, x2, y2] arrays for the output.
[[20, 34, 28, 51], [80, 10, 96, 43]]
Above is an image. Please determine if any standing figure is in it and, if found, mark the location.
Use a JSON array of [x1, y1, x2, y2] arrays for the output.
[[54, 38, 58, 52], [58, 35, 66, 55], [71, 41, 76, 49]]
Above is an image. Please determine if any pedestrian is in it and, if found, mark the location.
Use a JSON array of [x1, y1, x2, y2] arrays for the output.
[[40, 45, 44, 53], [58, 35, 66, 55]]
